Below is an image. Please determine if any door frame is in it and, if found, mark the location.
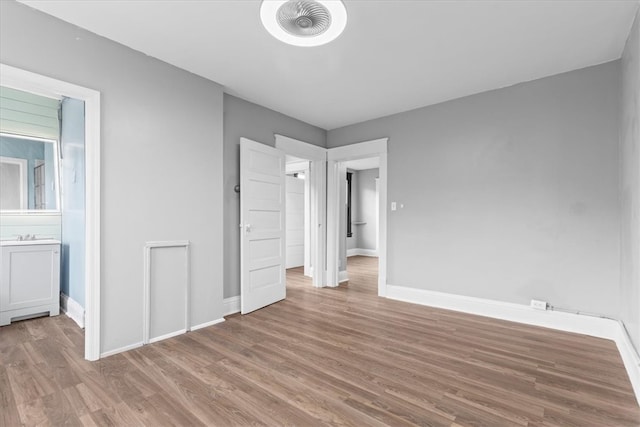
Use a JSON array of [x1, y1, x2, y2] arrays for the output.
[[1, 63, 102, 361], [327, 138, 388, 296], [275, 134, 326, 287]]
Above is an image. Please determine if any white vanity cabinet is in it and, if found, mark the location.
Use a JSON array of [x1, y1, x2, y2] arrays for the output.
[[0, 240, 61, 326]]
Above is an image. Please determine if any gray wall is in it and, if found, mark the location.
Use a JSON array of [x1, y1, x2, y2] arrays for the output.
[[620, 8, 640, 349], [223, 94, 326, 298], [328, 61, 622, 318], [1, 1, 225, 354], [356, 168, 379, 250]]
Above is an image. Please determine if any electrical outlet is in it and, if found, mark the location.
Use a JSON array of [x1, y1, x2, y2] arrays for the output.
[[530, 299, 548, 310]]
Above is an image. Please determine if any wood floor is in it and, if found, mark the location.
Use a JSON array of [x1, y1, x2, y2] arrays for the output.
[[1, 256, 639, 426]]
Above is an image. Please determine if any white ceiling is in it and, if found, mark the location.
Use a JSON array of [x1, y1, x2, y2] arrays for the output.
[[20, 0, 640, 130]]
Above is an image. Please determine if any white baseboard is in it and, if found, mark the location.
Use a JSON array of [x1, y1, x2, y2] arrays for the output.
[[347, 248, 378, 257], [386, 285, 618, 339], [339, 270, 349, 283], [190, 318, 225, 331], [224, 296, 240, 316], [100, 342, 143, 358], [149, 329, 187, 344], [385, 284, 640, 406], [99, 318, 225, 359], [60, 293, 85, 329]]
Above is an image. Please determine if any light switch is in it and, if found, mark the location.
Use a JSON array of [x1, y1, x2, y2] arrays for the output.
[[391, 202, 397, 211]]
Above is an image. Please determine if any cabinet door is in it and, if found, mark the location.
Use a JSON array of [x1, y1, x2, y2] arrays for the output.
[[1, 245, 60, 311]]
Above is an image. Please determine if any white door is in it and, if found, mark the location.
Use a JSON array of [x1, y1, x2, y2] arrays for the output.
[[240, 138, 286, 314], [286, 175, 305, 268]]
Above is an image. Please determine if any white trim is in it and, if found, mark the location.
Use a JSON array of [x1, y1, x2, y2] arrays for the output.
[[143, 240, 190, 345], [275, 134, 327, 287], [190, 318, 225, 331], [60, 293, 85, 328], [327, 138, 388, 162], [149, 329, 187, 344], [303, 162, 311, 277], [275, 134, 326, 161], [223, 296, 241, 316], [326, 160, 341, 287], [327, 138, 387, 295], [1, 63, 102, 361], [386, 285, 617, 338], [347, 248, 378, 257], [338, 270, 349, 283], [385, 284, 640, 405], [100, 342, 143, 359], [285, 161, 309, 173], [378, 153, 387, 297]]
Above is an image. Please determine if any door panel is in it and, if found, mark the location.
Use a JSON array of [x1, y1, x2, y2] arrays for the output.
[[241, 138, 286, 314], [148, 246, 188, 343], [286, 175, 305, 268]]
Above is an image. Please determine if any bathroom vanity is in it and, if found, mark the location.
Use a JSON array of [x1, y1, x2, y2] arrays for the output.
[[0, 239, 61, 326]]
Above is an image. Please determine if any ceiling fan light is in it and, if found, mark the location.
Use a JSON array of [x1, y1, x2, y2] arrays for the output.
[[260, 0, 347, 47]]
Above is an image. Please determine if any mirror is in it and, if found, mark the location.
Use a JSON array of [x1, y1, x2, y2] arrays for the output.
[[0, 133, 60, 211]]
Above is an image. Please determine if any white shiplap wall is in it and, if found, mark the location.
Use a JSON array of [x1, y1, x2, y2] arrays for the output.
[[1, 86, 61, 239], [0, 86, 60, 140]]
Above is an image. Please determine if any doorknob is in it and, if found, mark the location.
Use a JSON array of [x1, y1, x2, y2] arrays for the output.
[[245, 223, 252, 232]]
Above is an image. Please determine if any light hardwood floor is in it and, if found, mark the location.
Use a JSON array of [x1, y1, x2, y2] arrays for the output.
[[1, 256, 639, 426]]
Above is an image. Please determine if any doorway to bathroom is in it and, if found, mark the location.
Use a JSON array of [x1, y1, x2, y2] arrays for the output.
[[0, 64, 101, 361]]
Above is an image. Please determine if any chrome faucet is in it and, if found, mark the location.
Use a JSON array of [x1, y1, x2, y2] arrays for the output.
[[16, 234, 36, 241]]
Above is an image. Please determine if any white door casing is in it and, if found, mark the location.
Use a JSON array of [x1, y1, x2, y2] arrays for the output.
[[240, 138, 286, 314], [326, 160, 346, 287]]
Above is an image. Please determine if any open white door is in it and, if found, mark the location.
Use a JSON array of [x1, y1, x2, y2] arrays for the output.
[[240, 138, 286, 314]]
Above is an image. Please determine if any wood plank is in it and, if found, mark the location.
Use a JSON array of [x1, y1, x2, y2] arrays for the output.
[[0, 256, 637, 425]]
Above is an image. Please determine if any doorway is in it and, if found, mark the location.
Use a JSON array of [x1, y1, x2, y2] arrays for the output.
[[1, 63, 101, 360], [326, 138, 388, 296], [342, 164, 380, 288], [285, 156, 309, 273], [275, 134, 326, 288]]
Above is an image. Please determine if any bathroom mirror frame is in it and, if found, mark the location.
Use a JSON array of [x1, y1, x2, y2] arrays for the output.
[[0, 132, 61, 214]]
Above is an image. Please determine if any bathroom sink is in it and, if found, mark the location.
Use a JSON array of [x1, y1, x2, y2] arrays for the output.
[[0, 239, 61, 246]]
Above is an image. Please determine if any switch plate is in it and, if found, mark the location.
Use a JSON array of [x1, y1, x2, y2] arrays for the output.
[[391, 202, 397, 211]]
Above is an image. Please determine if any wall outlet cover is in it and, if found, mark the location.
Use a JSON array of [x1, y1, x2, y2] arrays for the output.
[[530, 299, 548, 310]]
